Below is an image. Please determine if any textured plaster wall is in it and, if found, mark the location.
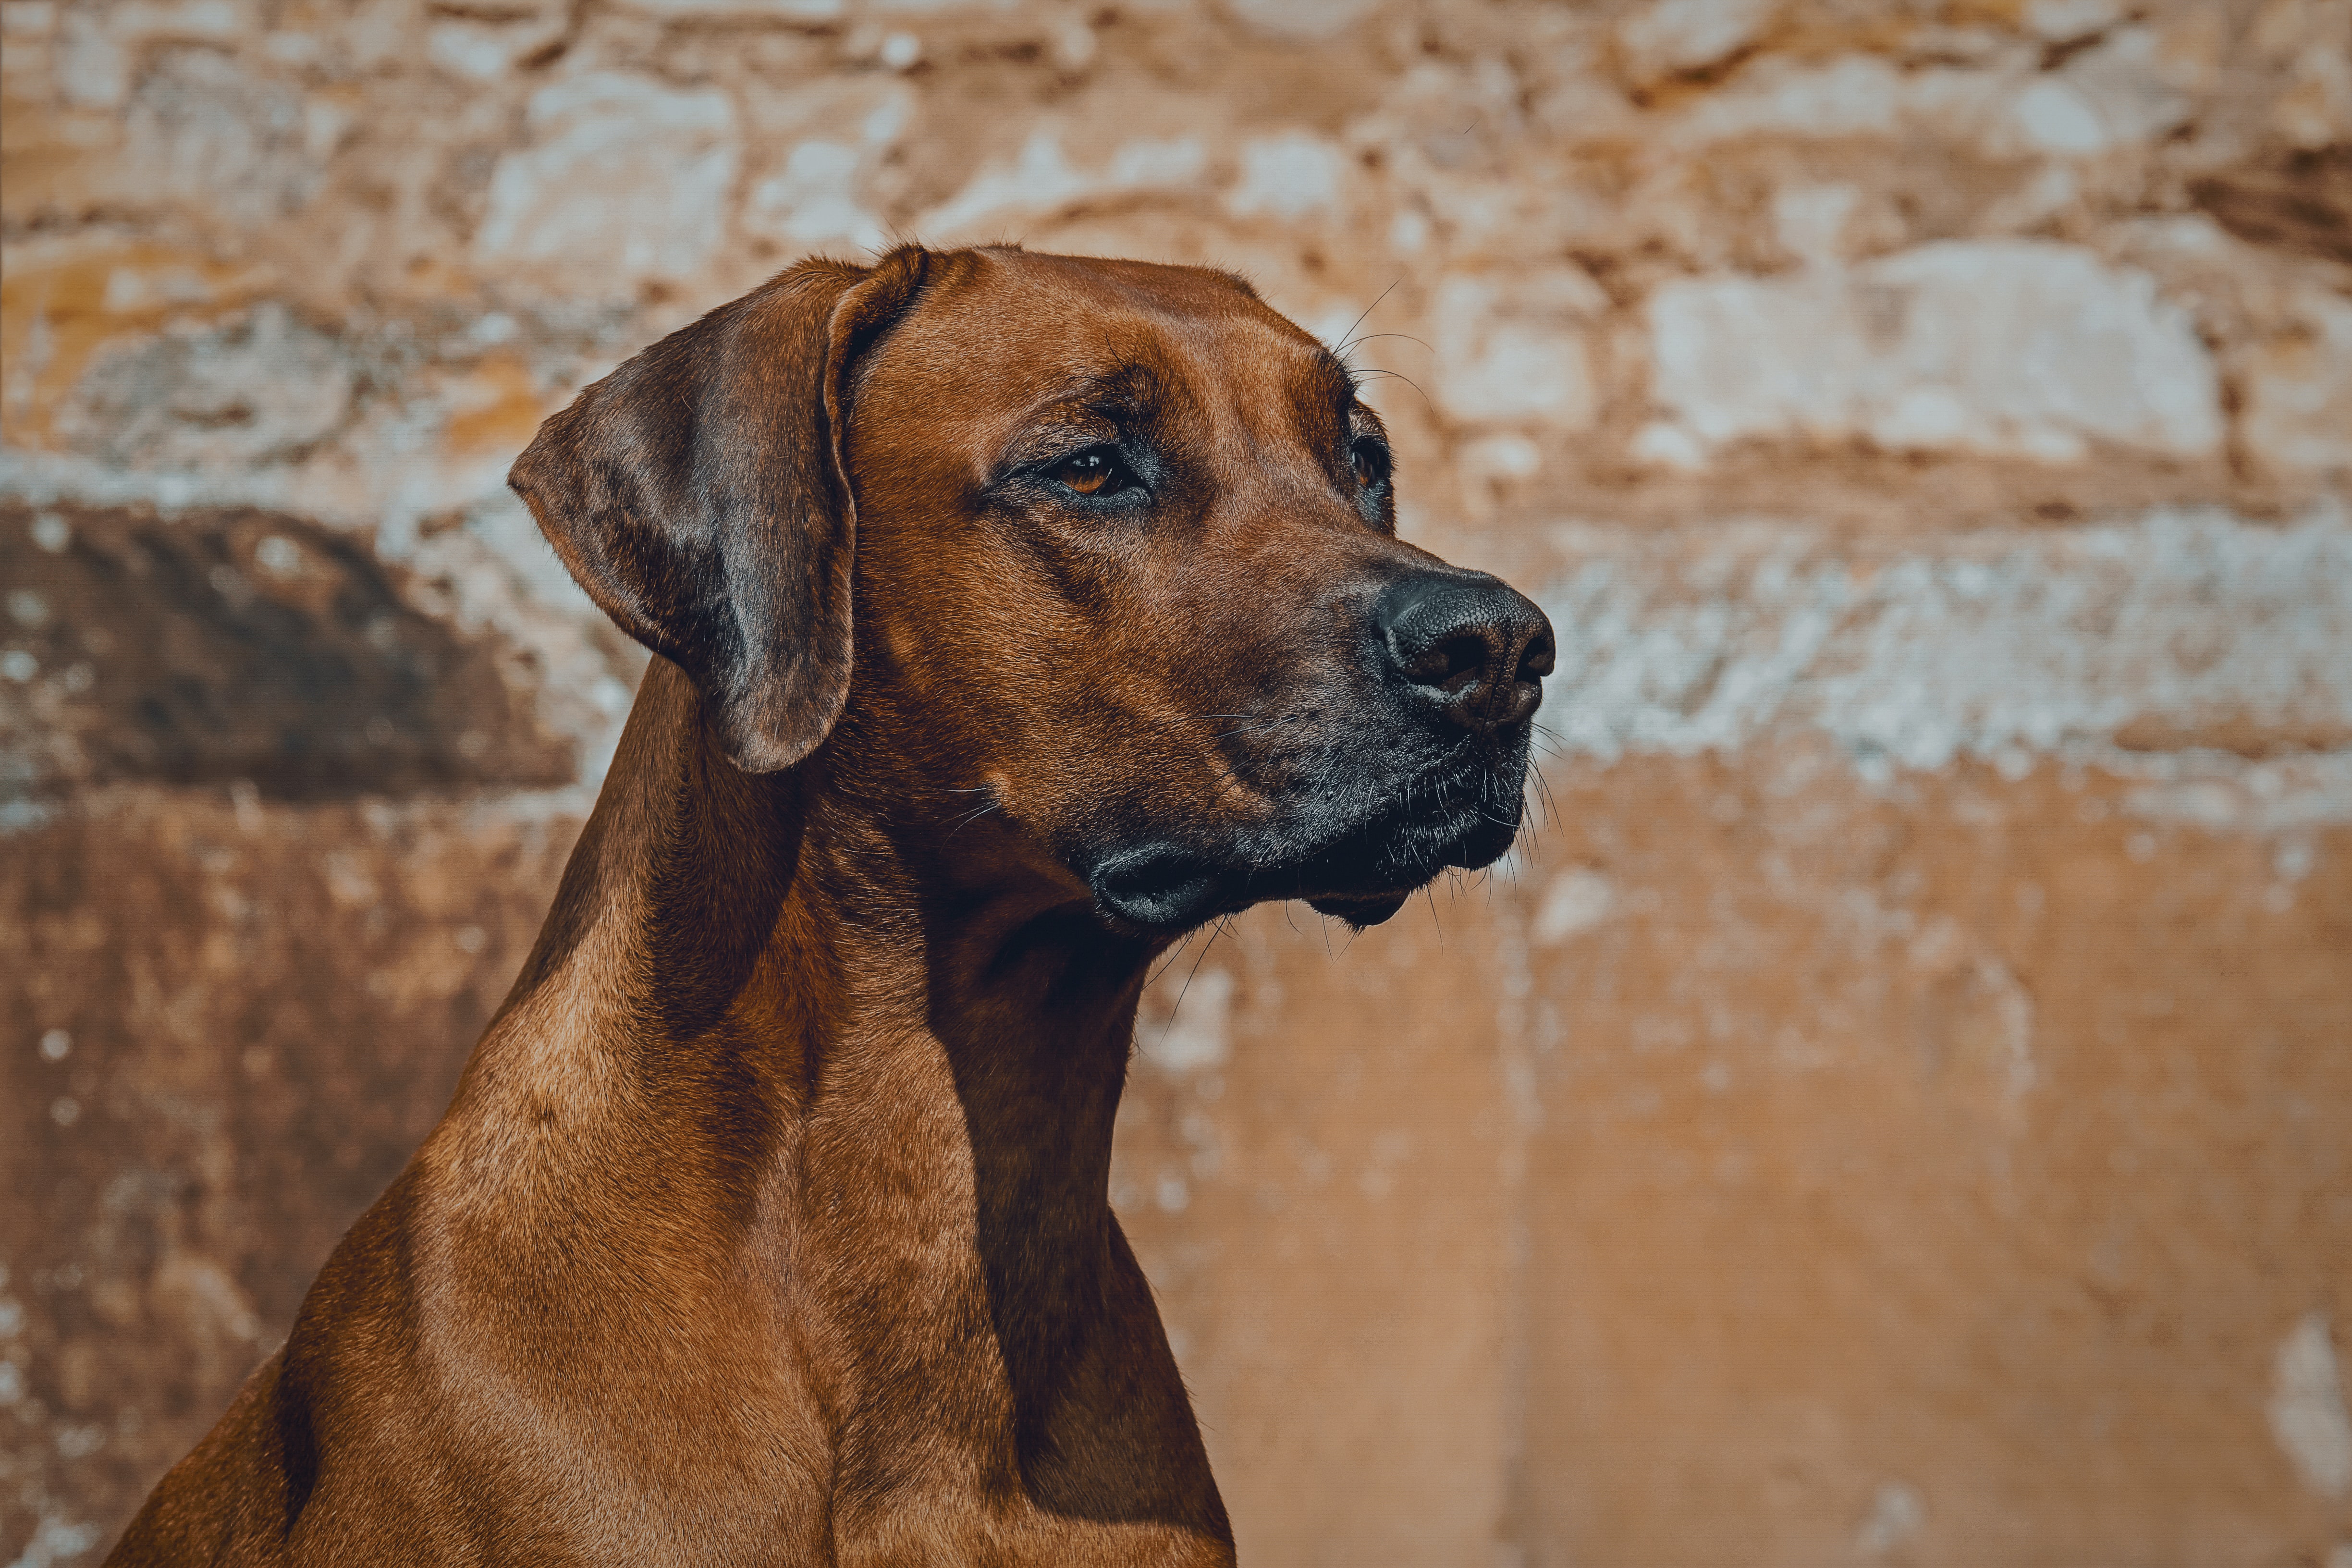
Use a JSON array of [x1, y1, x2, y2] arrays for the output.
[[2, 0, 2349, 1561]]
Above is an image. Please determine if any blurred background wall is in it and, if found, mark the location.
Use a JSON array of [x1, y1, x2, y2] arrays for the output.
[[4, 0, 2351, 1561]]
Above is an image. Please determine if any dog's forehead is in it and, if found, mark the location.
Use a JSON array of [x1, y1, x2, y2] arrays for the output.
[[880, 249, 1350, 427]]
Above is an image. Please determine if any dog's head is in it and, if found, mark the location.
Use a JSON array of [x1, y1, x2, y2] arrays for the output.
[[512, 245, 1551, 935]]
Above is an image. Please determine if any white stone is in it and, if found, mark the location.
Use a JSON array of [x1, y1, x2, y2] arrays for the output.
[[1979, 161, 2079, 231], [58, 303, 357, 471], [1534, 868, 1615, 943], [743, 140, 886, 252], [2006, 78, 2107, 154], [1224, 0, 1381, 41], [106, 0, 246, 41], [919, 130, 1205, 239], [1995, 28, 2197, 157], [1854, 1481, 1925, 1554], [1629, 421, 1707, 472], [1616, 0, 1778, 83], [428, 22, 519, 81], [1142, 967, 1234, 1074], [1227, 133, 1345, 221], [2276, 26, 2352, 147], [259, 29, 318, 66], [2063, 27, 2197, 145], [1460, 432, 1544, 481], [101, 261, 221, 315], [420, 6, 567, 77], [1646, 241, 2221, 460], [859, 93, 912, 147], [2022, 0, 2119, 40], [612, 0, 842, 17], [1051, 21, 1096, 73], [1771, 182, 1862, 266], [14, 1518, 102, 1566], [922, 131, 1085, 235], [2272, 1312, 2352, 1497], [1431, 272, 1601, 429], [56, 8, 128, 108], [1533, 505, 2352, 780], [2244, 290, 2352, 477], [475, 73, 739, 294], [122, 50, 324, 224], [1667, 55, 2014, 149], [1667, 54, 1900, 143]]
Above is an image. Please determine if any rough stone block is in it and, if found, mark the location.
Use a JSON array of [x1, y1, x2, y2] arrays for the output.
[[742, 139, 889, 252], [118, 49, 323, 226], [1646, 242, 2224, 463], [1532, 507, 2352, 773], [1222, 0, 1382, 43], [1115, 898, 1522, 1564], [1226, 132, 1346, 221], [54, 305, 354, 473], [1615, 0, 1778, 86], [474, 73, 740, 296], [1988, 26, 2198, 157], [1516, 750, 2352, 1565], [1, 788, 579, 1556], [918, 129, 1209, 242], [2243, 289, 2352, 477], [1430, 272, 1602, 430], [613, 0, 841, 18]]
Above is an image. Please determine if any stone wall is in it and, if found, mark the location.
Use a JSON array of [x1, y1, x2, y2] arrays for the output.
[[3, 0, 2349, 1560]]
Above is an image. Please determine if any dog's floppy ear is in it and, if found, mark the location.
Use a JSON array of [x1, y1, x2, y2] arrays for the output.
[[509, 248, 930, 772]]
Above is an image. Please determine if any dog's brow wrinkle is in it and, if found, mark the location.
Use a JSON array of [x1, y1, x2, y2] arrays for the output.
[[1012, 367, 1160, 433]]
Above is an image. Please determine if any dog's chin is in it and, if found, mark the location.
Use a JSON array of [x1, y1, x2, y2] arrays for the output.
[[1300, 890, 1413, 929], [1086, 797, 1522, 938]]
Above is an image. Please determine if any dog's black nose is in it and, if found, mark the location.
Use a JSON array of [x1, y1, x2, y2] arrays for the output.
[[1374, 572, 1555, 734]]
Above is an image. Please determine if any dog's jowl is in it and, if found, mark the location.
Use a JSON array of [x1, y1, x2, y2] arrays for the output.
[[110, 245, 1553, 1567]]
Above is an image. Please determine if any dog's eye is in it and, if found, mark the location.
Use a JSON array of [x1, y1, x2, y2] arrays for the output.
[[1051, 448, 1129, 497], [1350, 437, 1392, 489]]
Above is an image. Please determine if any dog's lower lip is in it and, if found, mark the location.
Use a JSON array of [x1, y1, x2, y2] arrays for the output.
[[1089, 846, 1232, 931], [1087, 744, 1528, 931], [1294, 756, 1515, 860]]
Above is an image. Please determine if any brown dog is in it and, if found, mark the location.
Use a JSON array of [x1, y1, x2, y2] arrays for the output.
[[110, 245, 1552, 1565]]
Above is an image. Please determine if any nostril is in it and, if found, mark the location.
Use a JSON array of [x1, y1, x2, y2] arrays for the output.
[[1517, 625, 1556, 683], [1406, 632, 1496, 696]]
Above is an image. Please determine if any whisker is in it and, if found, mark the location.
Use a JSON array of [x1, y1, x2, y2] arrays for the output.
[[1333, 277, 1402, 363], [1145, 929, 1193, 990], [947, 801, 1004, 837], [1157, 920, 1228, 1053], [1347, 366, 1437, 416]]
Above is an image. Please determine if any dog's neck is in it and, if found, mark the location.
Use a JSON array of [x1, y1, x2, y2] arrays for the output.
[[453, 660, 1172, 1435]]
